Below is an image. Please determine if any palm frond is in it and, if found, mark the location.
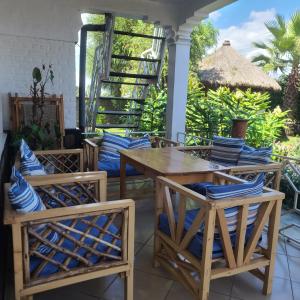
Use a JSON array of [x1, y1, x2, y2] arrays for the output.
[[253, 41, 268, 49], [251, 54, 270, 64], [265, 14, 287, 39], [290, 11, 300, 37]]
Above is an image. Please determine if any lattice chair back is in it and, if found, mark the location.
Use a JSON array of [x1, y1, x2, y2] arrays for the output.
[[154, 172, 284, 300], [15, 148, 84, 174], [4, 172, 135, 300]]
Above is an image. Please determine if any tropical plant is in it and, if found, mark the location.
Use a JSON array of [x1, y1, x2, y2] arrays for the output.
[[139, 87, 167, 132], [186, 83, 289, 147], [12, 65, 61, 150], [252, 11, 300, 120]]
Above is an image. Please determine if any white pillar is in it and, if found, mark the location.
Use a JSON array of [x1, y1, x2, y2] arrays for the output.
[[166, 30, 191, 141]]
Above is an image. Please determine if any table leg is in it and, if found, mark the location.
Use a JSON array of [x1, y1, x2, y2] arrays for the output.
[[120, 155, 127, 198]]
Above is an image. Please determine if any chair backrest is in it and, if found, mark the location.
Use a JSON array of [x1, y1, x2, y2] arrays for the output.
[[155, 172, 284, 272]]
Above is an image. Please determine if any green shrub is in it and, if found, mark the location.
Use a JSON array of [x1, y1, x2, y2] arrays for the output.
[[186, 83, 289, 147]]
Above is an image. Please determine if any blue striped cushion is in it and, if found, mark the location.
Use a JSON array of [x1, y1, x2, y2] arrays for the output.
[[210, 136, 245, 166], [206, 173, 264, 232], [129, 136, 151, 149], [9, 167, 58, 253], [9, 167, 46, 213], [99, 132, 131, 160], [237, 145, 272, 166], [20, 139, 47, 176]]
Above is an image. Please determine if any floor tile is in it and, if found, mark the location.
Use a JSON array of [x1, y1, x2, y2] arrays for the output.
[[231, 273, 293, 300], [135, 207, 155, 244], [288, 256, 300, 283], [135, 242, 145, 255], [285, 240, 300, 258], [165, 281, 230, 300], [273, 254, 290, 280], [134, 245, 172, 279], [102, 270, 173, 300], [210, 276, 234, 296], [35, 284, 100, 300], [292, 281, 300, 300], [260, 233, 286, 255]]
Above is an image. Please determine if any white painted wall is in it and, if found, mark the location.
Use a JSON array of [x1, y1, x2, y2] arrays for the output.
[[0, 0, 234, 132], [0, 0, 80, 130]]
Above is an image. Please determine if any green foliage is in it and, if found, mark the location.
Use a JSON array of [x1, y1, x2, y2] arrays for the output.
[[186, 79, 289, 147], [11, 123, 57, 151], [246, 107, 289, 147], [12, 65, 60, 150], [190, 21, 219, 71], [139, 87, 167, 132]]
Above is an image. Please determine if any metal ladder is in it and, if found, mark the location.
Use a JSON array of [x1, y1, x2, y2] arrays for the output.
[[86, 14, 166, 132]]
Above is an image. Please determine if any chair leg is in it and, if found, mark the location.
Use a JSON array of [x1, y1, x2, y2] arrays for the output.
[[125, 270, 134, 300], [263, 199, 282, 295]]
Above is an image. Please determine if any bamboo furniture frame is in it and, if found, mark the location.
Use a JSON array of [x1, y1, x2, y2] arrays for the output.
[[83, 136, 179, 172], [9, 93, 65, 149], [177, 145, 283, 190], [154, 172, 285, 300], [15, 148, 84, 174], [4, 172, 135, 300]]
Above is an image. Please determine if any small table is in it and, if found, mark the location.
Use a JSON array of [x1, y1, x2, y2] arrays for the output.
[[119, 147, 227, 198]]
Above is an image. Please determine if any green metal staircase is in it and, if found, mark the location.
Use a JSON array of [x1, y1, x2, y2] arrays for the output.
[[86, 14, 166, 132]]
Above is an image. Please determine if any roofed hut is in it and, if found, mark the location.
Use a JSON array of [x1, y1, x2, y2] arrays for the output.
[[198, 40, 281, 92]]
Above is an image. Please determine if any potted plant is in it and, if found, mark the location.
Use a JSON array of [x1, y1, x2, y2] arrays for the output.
[[12, 65, 61, 150]]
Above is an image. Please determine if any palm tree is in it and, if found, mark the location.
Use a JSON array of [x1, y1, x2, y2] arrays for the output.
[[252, 12, 300, 120]]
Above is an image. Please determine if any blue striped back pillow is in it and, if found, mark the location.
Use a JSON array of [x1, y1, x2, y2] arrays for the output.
[[9, 167, 46, 213], [206, 173, 265, 232], [99, 132, 131, 160], [210, 136, 245, 166], [20, 139, 47, 176], [9, 167, 58, 253], [237, 145, 272, 166], [129, 136, 151, 149]]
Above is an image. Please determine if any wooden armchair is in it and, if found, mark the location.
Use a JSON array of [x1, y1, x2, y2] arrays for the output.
[[83, 136, 179, 172], [15, 148, 84, 174], [154, 172, 284, 300], [4, 172, 135, 300], [178, 145, 283, 190]]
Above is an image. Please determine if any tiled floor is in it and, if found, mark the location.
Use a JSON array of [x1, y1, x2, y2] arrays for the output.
[[20, 196, 300, 299]]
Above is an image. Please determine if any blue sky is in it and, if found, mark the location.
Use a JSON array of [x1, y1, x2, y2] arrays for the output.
[[208, 0, 300, 58]]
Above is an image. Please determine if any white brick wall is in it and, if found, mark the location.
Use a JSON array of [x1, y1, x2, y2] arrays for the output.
[[0, 34, 76, 129]]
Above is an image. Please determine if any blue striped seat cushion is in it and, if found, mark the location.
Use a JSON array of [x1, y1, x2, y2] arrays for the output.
[[98, 159, 141, 177], [19, 139, 47, 176], [159, 211, 258, 259], [129, 136, 151, 149], [210, 136, 245, 166], [237, 145, 272, 165], [30, 215, 120, 277], [99, 132, 131, 160]]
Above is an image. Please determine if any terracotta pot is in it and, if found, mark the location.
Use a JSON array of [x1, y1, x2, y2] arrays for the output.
[[231, 119, 248, 139]]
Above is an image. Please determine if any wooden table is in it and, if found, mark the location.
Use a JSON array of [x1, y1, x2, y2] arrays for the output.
[[119, 147, 227, 198]]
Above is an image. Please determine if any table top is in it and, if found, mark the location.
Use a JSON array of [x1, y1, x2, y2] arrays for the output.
[[119, 147, 227, 175]]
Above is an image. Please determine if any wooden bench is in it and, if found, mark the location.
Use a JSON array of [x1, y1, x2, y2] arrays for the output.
[[177, 145, 283, 190], [154, 172, 285, 300], [4, 172, 135, 300]]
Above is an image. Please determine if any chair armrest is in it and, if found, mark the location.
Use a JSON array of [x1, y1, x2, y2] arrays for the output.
[[83, 139, 100, 171], [151, 136, 179, 148], [4, 171, 108, 225], [176, 145, 213, 151], [5, 198, 134, 225]]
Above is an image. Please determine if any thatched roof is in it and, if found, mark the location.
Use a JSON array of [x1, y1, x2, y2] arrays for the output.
[[198, 41, 281, 92]]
